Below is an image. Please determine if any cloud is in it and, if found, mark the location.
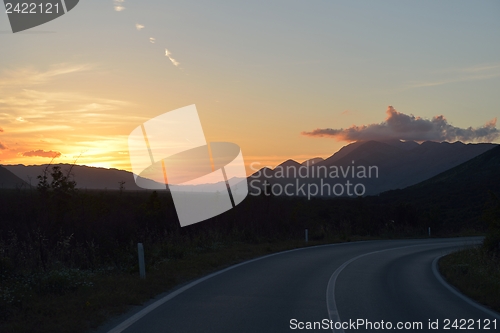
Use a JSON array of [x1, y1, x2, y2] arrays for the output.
[[410, 73, 500, 88], [22, 150, 61, 158], [0, 64, 91, 88], [0, 89, 133, 128], [0, 62, 141, 169], [302, 106, 499, 143], [408, 63, 500, 89], [8, 125, 73, 134], [165, 49, 180, 67], [135, 23, 144, 31], [149, 37, 156, 44], [0, 127, 3, 132], [113, 0, 125, 12], [459, 64, 500, 74]]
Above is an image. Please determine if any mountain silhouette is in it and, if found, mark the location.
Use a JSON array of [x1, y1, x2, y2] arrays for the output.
[[2, 164, 163, 191], [0, 166, 30, 189], [301, 157, 324, 166], [249, 140, 497, 196], [377, 144, 500, 225], [277, 159, 302, 169], [3, 140, 496, 193]]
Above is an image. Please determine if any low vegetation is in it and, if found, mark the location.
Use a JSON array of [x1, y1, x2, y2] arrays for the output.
[[439, 247, 500, 313], [0, 165, 494, 332], [1, 238, 343, 333], [439, 193, 500, 313]]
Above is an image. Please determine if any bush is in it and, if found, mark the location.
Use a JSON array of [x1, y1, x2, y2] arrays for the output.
[[37, 268, 94, 295], [482, 193, 500, 253]]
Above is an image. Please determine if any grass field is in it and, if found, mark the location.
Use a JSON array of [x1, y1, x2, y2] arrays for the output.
[[0, 179, 493, 332], [3, 233, 497, 332], [2, 237, 373, 333], [439, 246, 500, 314]]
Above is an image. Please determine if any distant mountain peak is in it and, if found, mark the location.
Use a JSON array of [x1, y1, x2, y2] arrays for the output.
[[301, 157, 324, 166], [277, 159, 301, 168], [1, 164, 163, 191], [421, 140, 440, 145], [247, 139, 498, 197]]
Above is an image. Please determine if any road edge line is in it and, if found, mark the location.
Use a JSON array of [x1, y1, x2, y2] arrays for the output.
[[107, 241, 365, 333], [326, 244, 428, 333], [432, 255, 500, 320], [325, 240, 482, 333]]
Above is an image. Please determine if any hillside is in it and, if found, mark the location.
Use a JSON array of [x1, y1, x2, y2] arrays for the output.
[[2, 164, 163, 191], [249, 140, 497, 196], [0, 166, 29, 189], [375, 145, 500, 227]]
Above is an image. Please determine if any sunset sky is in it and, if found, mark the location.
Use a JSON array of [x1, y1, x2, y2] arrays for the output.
[[1, 0, 499, 174]]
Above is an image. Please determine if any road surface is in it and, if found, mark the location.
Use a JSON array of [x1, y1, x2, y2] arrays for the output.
[[100, 237, 499, 333]]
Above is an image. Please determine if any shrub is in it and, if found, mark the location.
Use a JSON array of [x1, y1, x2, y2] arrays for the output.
[[482, 193, 500, 253]]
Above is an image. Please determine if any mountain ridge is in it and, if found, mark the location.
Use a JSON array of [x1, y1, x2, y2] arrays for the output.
[[3, 140, 497, 193], [375, 145, 500, 226], [249, 140, 497, 196], [2, 163, 163, 191], [0, 166, 30, 189]]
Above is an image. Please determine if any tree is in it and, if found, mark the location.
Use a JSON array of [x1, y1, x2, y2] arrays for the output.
[[37, 165, 76, 196], [118, 180, 126, 194]]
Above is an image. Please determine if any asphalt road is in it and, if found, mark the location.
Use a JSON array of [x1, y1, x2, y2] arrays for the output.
[[103, 237, 500, 333]]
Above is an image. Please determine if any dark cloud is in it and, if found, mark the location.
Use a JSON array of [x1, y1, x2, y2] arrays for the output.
[[22, 150, 61, 158], [302, 106, 499, 142], [0, 126, 5, 149]]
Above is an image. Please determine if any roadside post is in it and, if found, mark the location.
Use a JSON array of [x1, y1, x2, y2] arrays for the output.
[[138, 243, 146, 279]]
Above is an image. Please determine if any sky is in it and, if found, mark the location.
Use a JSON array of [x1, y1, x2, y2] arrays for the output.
[[0, 0, 499, 174]]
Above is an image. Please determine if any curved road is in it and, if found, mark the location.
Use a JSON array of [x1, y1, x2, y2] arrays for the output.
[[101, 238, 499, 333]]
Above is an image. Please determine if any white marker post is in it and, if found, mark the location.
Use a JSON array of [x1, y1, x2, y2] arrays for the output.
[[428, 227, 431, 237], [305, 229, 309, 243], [138, 243, 146, 279]]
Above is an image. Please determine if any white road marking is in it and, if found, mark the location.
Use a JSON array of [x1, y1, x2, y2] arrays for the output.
[[107, 238, 485, 333], [325, 240, 482, 333], [107, 242, 361, 333]]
